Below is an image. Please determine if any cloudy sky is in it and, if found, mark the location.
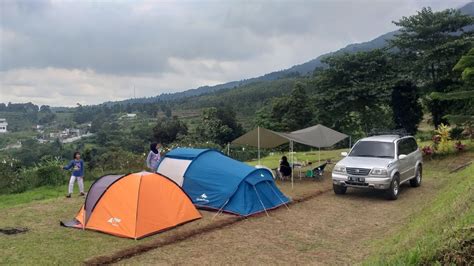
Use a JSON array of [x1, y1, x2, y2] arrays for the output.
[[0, 0, 470, 106]]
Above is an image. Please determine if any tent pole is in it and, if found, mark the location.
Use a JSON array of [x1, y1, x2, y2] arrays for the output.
[[349, 135, 352, 148], [227, 143, 230, 156], [258, 126, 261, 165]]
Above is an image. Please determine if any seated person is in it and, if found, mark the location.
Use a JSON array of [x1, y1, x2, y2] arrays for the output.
[[279, 156, 292, 179]]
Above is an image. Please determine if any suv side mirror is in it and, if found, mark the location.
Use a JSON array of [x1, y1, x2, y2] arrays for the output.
[[341, 152, 348, 157], [399, 154, 407, 160]]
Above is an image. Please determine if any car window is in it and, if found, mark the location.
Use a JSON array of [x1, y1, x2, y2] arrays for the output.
[[349, 141, 395, 158], [408, 138, 418, 153], [397, 139, 410, 155]]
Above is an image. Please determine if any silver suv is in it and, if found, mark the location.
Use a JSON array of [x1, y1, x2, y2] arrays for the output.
[[332, 135, 423, 200]]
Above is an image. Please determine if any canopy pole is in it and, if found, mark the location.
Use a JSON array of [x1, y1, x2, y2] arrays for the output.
[[227, 143, 230, 156], [253, 185, 270, 217], [319, 146, 321, 164], [258, 126, 261, 165], [349, 135, 352, 148], [291, 140, 294, 189]]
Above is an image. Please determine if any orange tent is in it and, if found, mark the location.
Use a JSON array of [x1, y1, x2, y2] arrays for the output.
[[61, 172, 201, 239]]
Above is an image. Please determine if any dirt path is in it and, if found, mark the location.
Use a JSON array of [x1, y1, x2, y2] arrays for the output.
[[121, 173, 443, 265]]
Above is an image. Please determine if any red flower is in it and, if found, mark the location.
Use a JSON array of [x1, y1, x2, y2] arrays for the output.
[[422, 146, 434, 155], [455, 141, 465, 151]]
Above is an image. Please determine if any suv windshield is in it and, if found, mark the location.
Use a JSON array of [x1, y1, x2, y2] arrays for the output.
[[349, 141, 394, 158]]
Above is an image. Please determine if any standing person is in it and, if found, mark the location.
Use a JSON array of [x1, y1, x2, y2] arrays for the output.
[[63, 151, 85, 198], [146, 142, 162, 172]]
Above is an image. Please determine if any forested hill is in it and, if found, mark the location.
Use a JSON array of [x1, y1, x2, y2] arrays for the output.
[[106, 31, 393, 105]]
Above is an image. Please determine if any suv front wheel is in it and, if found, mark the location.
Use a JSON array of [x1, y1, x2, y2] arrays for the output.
[[386, 176, 400, 200], [333, 184, 347, 195]]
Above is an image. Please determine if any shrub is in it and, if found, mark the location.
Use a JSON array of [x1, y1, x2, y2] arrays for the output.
[[450, 127, 464, 140], [0, 158, 21, 194], [36, 158, 67, 186], [435, 124, 452, 154]]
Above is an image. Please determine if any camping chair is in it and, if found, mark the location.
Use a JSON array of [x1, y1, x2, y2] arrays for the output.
[[306, 162, 328, 181]]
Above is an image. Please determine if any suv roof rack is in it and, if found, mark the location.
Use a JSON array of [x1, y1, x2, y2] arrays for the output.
[[368, 128, 409, 137]]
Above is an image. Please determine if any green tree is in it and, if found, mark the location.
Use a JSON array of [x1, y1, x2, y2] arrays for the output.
[[391, 81, 423, 135], [255, 82, 313, 131], [390, 7, 473, 127], [194, 106, 243, 145], [431, 48, 474, 128], [312, 49, 395, 135], [153, 116, 188, 145]]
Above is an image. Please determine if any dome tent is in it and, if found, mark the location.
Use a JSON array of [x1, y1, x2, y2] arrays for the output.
[[60, 172, 201, 239], [157, 148, 290, 216]]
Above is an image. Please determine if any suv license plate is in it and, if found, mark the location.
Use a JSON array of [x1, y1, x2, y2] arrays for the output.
[[349, 176, 365, 182]]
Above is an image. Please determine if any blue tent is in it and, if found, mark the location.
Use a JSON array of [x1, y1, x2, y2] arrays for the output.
[[157, 148, 290, 216]]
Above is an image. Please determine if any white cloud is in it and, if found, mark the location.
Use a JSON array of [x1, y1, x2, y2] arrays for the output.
[[0, 0, 471, 106]]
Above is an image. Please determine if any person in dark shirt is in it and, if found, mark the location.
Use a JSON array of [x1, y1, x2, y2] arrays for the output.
[[279, 156, 292, 179]]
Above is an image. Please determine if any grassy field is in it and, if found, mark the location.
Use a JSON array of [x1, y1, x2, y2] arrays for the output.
[[365, 160, 473, 264], [0, 158, 329, 265], [0, 181, 92, 210], [0, 149, 472, 265]]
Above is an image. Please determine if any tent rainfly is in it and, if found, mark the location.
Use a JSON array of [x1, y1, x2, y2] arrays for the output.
[[157, 148, 290, 216], [60, 172, 201, 239]]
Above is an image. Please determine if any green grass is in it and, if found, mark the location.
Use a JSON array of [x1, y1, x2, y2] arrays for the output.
[[365, 163, 474, 265], [0, 181, 92, 209], [246, 148, 348, 169]]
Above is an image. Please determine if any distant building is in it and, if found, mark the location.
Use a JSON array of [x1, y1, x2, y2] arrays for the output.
[[120, 113, 137, 119], [50, 132, 61, 138], [69, 128, 81, 136], [0, 119, 7, 133]]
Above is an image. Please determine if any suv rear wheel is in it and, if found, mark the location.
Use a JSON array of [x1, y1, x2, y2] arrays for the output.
[[333, 184, 347, 195], [386, 176, 400, 200], [410, 166, 422, 187]]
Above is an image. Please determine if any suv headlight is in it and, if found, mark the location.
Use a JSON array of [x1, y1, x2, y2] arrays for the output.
[[333, 165, 346, 173], [370, 168, 388, 176]]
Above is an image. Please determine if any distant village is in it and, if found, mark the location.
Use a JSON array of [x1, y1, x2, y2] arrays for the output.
[[0, 113, 139, 150]]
